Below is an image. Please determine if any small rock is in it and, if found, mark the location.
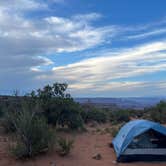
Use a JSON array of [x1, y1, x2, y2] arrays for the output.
[[112, 160, 118, 164], [50, 161, 56, 166], [92, 153, 102, 160]]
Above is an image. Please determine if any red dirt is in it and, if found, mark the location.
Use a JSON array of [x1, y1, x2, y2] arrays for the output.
[[1, 126, 166, 166]]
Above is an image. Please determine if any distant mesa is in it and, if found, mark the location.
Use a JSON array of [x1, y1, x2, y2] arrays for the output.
[[74, 97, 166, 110]]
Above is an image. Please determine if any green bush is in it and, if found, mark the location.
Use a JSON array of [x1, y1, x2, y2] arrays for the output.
[[148, 101, 166, 123], [81, 107, 107, 123], [0, 105, 4, 118], [109, 110, 130, 124], [57, 137, 74, 156], [11, 109, 55, 158], [1, 100, 40, 133], [1, 109, 17, 133], [56, 98, 84, 130], [28, 83, 84, 130]]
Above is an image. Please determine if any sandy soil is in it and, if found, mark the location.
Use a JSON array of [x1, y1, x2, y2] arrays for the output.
[[1, 125, 166, 166]]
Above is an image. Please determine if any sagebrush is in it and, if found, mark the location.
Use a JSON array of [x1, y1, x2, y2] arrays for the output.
[[57, 137, 74, 156], [11, 109, 55, 158]]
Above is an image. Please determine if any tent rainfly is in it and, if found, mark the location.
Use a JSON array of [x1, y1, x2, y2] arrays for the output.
[[112, 119, 166, 162]]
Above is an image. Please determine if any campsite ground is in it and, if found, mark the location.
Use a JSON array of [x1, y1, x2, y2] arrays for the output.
[[0, 124, 166, 166]]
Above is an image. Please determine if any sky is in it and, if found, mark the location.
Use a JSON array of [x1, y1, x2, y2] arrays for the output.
[[0, 0, 166, 97]]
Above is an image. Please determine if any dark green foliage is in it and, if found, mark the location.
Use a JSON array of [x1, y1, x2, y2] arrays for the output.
[[81, 104, 107, 123], [57, 137, 74, 156], [86, 108, 107, 123], [27, 83, 84, 130], [36, 83, 69, 100], [1, 102, 22, 133], [148, 101, 166, 123], [43, 98, 83, 130], [11, 109, 55, 158], [0, 105, 4, 118], [109, 110, 130, 124], [57, 98, 84, 130], [1, 83, 84, 132], [1, 110, 17, 133], [1, 98, 41, 133]]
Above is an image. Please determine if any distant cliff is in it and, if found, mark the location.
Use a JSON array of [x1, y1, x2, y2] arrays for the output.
[[75, 97, 166, 110]]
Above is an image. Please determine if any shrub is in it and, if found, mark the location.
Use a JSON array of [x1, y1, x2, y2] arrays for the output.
[[56, 98, 84, 130], [81, 106, 107, 123], [109, 110, 130, 124], [1, 109, 17, 133], [28, 83, 84, 130], [57, 137, 74, 156], [11, 109, 55, 158], [148, 101, 166, 123], [0, 105, 4, 118], [1, 101, 40, 133]]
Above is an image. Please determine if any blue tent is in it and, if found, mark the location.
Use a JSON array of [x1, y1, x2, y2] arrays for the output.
[[112, 119, 166, 161]]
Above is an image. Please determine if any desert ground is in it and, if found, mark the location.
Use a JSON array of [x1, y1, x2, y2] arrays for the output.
[[0, 124, 166, 166]]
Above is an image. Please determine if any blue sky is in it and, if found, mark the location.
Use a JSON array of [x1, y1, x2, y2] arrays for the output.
[[0, 0, 166, 97]]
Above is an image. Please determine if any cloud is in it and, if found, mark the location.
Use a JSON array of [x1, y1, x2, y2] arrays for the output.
[[51, 41, 166, 79], [0, 0, 47, 12], [72, 13, 102, 22], [126, 28, 166, 40], [35, 41, 166, 96], [118, 17, 166, 41], [66, 81, 166, 97], [44, 16, 115, 52]]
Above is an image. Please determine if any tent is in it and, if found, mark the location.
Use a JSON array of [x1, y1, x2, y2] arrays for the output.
[[112, 119, 166, 162]]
